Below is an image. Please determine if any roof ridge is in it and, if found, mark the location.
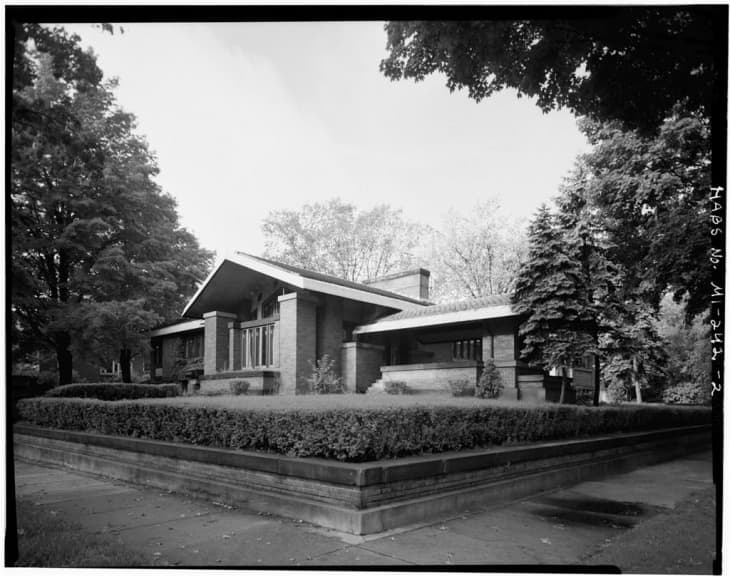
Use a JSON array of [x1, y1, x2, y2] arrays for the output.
[[232, 251, 431, 306]]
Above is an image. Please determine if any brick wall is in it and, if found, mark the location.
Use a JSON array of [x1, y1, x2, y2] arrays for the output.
[[341, 342, 385, 393], [317, 295, 344, 373], [363, 269, 430, 300], [228, 322, 242, 372], [278, 292, 317, 394], [482, 318, 519, 390], [161, 335, 180, 379], [203, 311, 237, 375]]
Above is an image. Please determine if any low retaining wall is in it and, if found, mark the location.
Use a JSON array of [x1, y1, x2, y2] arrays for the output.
[[199, 370, 278, 395], [380, 361, 482, 394], [14, 423, 711, 535]]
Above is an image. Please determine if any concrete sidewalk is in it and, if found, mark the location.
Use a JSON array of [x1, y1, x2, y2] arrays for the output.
[[13, 450, 716, 570]]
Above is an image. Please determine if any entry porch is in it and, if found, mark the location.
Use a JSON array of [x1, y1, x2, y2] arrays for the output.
[[350, 318, 536, 399]]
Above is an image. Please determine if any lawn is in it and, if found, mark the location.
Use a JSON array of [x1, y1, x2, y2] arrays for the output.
[[138, 392, 525, 411], [137, 392, 706, 412], [12, 499, 149, 567]]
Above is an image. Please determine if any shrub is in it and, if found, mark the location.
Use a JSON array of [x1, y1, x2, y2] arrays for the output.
[[662, 381, 711, 405], [448, 379, 474, 397], [229, 380, 250, 396], [17, 397, 711, 463], [38, 370, 59, 388], [476, 359, 503, 399], [384, 380, 408, 395], [198, 389, 227, 397], [44, 383, 180, 401], [306, 354, 345, 394]]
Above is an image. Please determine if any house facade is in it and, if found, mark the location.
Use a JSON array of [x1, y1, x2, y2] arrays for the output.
[[149, 251, 575, 401]]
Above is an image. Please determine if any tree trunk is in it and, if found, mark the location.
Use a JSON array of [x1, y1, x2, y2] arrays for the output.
[[56, 332, 73, 386], [560, 367, 567, 404], [592, 353, 601, 406], [633, 357, 642, 403], [120, 348, 132, 383]]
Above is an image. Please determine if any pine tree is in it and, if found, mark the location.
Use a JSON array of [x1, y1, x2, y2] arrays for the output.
[[513, 206, 594, 403]]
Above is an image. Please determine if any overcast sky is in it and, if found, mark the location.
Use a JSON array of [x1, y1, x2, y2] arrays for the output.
[[62, 21, 591, 259]]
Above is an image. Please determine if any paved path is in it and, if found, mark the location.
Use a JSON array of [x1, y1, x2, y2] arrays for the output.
[[13, 450, 716, 570]]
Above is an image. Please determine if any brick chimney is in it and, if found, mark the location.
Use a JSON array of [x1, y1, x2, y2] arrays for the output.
[[363, 268, 430, 301]]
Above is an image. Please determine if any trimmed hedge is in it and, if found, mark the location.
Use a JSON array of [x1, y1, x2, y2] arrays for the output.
[[16, 398, 711, 462], [44, 383, 180, 401]]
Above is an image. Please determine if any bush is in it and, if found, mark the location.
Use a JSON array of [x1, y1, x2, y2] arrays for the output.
[[306, 354, 345, 394], [198, 389, 227, 397], [448, 379, 474, 397], [476, 359, 503, 399], [662, 381, 711, 405], [44, 383, 180, 401], [384, 380, 408, 395], [229, 380, 251, 396], [17, 397, 711, 463]]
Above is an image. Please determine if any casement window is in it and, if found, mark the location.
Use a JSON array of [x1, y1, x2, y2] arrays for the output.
[[241, 324, 277, 368], [452, 338, 483, 362], [261, 293, 280, 319], [184, 333, 203, 359]]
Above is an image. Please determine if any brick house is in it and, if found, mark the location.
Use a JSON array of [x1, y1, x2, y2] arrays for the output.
[[150, 252, 589, 401]]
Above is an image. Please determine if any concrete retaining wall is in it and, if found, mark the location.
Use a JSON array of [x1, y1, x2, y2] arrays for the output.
[[199, 370, 278, 395], [380, 361, 482, 394], [14, 423, 711, 535]]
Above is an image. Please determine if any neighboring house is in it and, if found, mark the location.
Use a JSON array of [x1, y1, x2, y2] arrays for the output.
[[149, 251, 580, 401]]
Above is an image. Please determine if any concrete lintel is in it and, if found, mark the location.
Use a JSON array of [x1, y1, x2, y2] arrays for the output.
[[341, 342, 385, 352], [277, 291, 318, 304], [203, 310, 238, 319]]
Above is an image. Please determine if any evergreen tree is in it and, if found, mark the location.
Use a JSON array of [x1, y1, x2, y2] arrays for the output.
[[512, 206, 596, 403]]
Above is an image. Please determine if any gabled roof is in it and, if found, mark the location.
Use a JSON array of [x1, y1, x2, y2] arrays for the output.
[[353, 294, 516, 334], [182, 251, 429, 318], [242, 253, 430, 306], [149, 318, 204, 338]]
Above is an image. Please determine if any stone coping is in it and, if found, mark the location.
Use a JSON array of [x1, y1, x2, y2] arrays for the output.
[[381, 360, 481, 371], [232, 316, 280, 330], [341, 342, 385, 351], [13, 423, 710, 488], [200, 370, 278, 381]]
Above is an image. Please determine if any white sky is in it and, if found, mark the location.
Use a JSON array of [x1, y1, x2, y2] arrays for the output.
[[62, 22, 591, 259]]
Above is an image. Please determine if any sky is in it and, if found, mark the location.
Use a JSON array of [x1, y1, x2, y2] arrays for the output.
[[62, 21, 591, 259]]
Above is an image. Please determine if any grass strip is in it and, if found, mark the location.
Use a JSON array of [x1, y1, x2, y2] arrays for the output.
[[13, 499, 148, 567]]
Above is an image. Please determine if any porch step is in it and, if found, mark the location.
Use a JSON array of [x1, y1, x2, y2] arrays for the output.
[[367, 379, 387, 394]]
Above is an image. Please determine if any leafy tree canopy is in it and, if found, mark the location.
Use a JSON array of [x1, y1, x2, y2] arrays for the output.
[[427, 199, 526, 302], [563, 112, 711, 318], [380, 7, 719, 132], [11, 24, 213, 383], [262, 198, 423, 283]]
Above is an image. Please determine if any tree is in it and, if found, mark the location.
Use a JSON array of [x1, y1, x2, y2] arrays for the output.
[[427, 199, 527, 302], [655, 293, 711, 397], [512, 206, 598, 404], [11, 24, 213, 384], [567, 114, 711, 319], [262, 199, 423, 283], [601, 300, 668, 403], [380, 7, 721, 133]]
